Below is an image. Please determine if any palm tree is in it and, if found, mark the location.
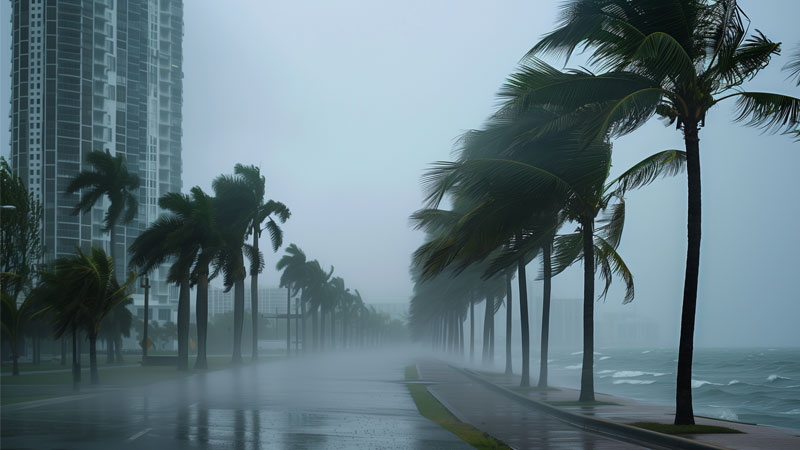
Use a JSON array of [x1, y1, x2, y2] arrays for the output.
[[234, 164, 290, 361], [66, 150, 140, 280], [212, 173, 256, 364], [129, 192, 200, 371], [100, 301, 133, 363], [186, 187, 220, 370], [521, 0, 799, 423], [41, 247, 135, 384], [277, 244, 309, 352]]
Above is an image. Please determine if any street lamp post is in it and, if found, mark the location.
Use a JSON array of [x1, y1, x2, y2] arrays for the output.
[[140, 275, 151, 362]]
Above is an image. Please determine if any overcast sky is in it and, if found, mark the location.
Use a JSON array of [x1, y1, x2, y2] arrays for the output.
[[2, 1, 798, 347]]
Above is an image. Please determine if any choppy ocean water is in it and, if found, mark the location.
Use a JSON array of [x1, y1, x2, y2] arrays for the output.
[[536, 348, 800, 430]]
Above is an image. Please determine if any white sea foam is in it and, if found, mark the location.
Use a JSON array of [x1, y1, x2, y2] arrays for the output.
[[641, 350, 651, 354], [571, 351, 582, 355], [599, 356, 611, 360], [785, 409, 800, 415], [767, 374, 790, 382], [598, 370, 615, 375], [612, 370, 668, 378], [728, 380, 741, 385], [565, 364, 582, 370], [613, 379, 656, 385], [692, 379, 723, 388], [718, 409, 739, 421]]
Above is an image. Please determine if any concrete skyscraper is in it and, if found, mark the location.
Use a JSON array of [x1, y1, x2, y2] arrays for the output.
[[8, 0, 184, 306]]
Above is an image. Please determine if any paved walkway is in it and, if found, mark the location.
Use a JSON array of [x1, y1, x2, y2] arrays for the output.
[[417, 361, 648, 449], [477, 370, 800, 450]]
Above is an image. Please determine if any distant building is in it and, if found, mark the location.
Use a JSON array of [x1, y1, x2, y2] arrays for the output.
[[207, 285, 299, 320], [8, 0, 184, 314]]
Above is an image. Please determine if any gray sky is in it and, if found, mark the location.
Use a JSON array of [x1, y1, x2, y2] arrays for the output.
[[2, 1, 798, 347]]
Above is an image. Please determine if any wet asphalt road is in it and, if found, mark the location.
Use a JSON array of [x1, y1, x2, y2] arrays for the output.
[[2, 350, 471, 450]]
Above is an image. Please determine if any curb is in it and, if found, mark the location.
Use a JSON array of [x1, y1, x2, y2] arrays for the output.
[[454, 366, 728, 450]]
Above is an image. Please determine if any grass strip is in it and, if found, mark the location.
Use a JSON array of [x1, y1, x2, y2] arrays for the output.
[[546, 400, 619, 407], [405, 365, 509, 450], [631, 422, 744, 435]]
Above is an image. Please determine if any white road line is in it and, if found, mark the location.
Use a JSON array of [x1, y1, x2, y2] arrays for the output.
[[9, 394, 97, 410], [126, 428, 152, 443]]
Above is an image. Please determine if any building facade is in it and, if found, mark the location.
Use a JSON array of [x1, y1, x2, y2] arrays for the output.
[[208, 286, 298, 320], [8, 0, 183, 307]]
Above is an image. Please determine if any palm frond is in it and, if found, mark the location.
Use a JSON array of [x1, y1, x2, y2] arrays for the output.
[[612, 149, 686, 194], [729, 91, 800, 134]]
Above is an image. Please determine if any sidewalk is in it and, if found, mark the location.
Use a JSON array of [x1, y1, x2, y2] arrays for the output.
[[473, 369, 800, 450], [417, 360, 646, 449]]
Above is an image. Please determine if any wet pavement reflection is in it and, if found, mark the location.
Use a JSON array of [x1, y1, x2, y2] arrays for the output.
[[2, 349, 470, 449]]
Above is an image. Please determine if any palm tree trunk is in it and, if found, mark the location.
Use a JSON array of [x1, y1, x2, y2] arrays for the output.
[[320, 308, 327, 351], [469, 301, 475, 362], [676, 121, 701, 425], [195, 269, 209, 370], [482, 297, 491, 364], [106, 338, 115, 363], [61, 337, 67, 366], [89, 332, 99, 384], [312, 309, 319, 352], [115, 335, 124, 363], [72, 326, 80, 390], [177, 275, 190, 371], [518, 255, 530, 387], [295, 298, 300, 354], [232, 277, 245, 364], [539, 241, 552, 388], [579, 217, 595, 402], [251, 230, 259, 361], [11, 338, 19, 375], [489, 300, 495, 363], [505, 274, 513, 376], [331, 308, 337, 349], [286, 288, 291, 355]]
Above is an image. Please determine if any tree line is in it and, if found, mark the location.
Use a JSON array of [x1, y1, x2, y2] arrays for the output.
[[1, 153, 401, 389], [409, 0, 799, 426]]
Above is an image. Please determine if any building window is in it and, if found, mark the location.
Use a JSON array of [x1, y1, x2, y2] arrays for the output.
[[158, 309, 170, 321]]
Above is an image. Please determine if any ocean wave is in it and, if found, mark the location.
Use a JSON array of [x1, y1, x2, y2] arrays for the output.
[[785, 409, 800, 415], [728, 380, 741, 385], [692, 379, 723, 388], [767, 374, 791, 382], [598, 370, 615, 375], [641, 350, 651, 354], [599, 356, 611, 361], [613, 379, 656, 385], [612, 370, 668, 378], [565, 364, 582, 370]]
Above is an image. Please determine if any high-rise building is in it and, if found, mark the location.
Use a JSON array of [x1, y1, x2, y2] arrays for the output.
[[7, 0, 183, 306]]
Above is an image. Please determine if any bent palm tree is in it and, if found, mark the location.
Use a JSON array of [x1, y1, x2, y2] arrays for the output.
[[234, 164, 290, 361], [130, 192, 200, 371], [42, 247, 135, 384], [66, 150, 140, 280], [523, 0, 799, 423], [212, 172, 255, 364]]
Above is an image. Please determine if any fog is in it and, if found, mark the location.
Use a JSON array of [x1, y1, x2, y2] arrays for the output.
[[2, 0, 798, 350]]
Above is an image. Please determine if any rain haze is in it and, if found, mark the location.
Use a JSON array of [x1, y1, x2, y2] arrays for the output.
[[2, 1, 799, 448], [2, 1, 798, 346]]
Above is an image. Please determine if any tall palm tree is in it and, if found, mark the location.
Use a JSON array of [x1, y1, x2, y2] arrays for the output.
[[129, 192, 200, 371], [66, 150, 140, 279], [521, 0, 799, 423], [41, 247, 135, 384], [277, 244, 309, 352], [234, 164, 290, 361], [212, 172, 255, 364], [186, 187, 220, 370]]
